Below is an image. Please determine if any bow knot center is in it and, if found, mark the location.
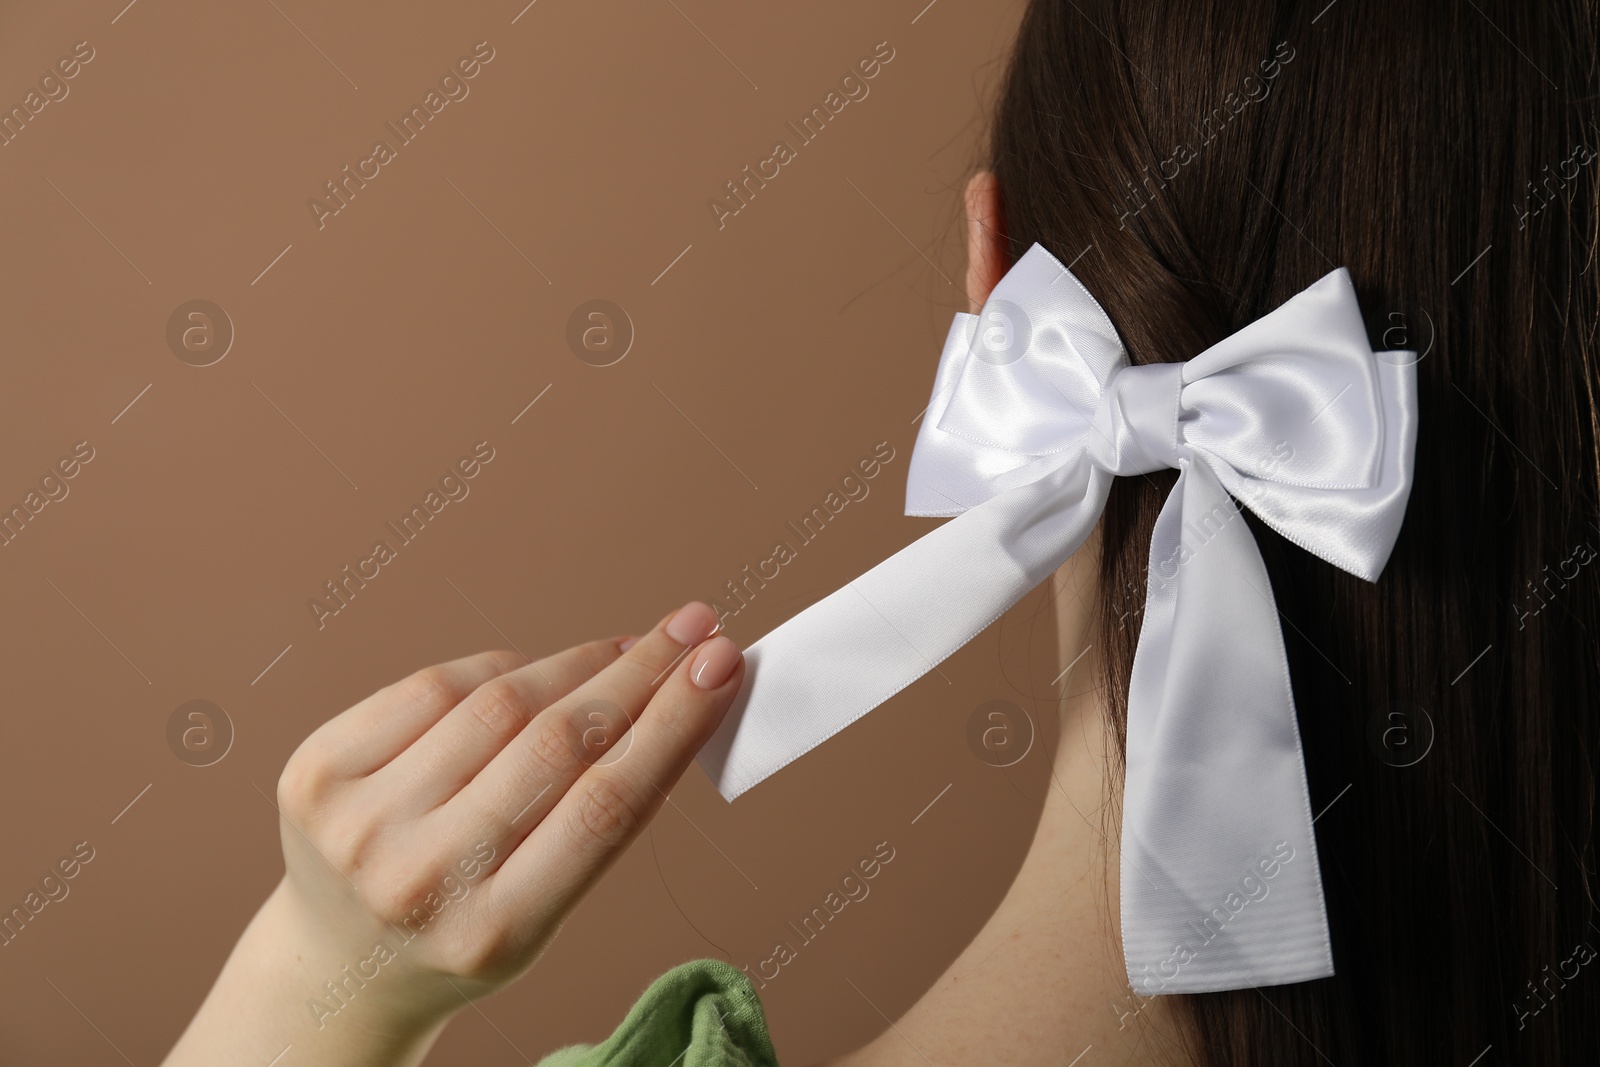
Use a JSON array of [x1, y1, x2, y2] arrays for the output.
[[1091, 361, 1186, 475]]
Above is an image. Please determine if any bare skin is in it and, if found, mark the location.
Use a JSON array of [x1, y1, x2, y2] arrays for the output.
[[161, 176, 1194, 1067], [819, 174, 1194, 1066], [161, 602, 746, 1067]]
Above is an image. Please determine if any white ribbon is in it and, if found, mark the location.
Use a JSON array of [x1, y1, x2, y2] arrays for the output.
[[696, 243, 1418, 993]]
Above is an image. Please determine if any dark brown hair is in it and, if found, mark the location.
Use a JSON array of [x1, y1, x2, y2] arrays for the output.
[[989, 1, 1599, 1062]]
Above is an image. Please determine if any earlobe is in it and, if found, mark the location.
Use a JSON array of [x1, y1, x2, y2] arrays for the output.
[[964, 170, 1006, 314]]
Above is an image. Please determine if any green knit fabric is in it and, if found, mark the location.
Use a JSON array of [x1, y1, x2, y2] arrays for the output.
[[533, 959, 778, 1067]]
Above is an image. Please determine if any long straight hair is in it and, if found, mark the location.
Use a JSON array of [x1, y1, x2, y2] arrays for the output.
[[989, 1, 1600, 1061]]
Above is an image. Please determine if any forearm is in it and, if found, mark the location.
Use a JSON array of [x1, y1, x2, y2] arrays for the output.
[[162, 878, 456, 1067]]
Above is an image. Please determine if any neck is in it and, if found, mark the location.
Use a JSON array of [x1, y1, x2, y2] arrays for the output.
[[823, 532, 1195, 1065]]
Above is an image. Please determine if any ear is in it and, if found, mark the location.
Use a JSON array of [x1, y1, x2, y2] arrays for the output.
[[963, 170, 1006, 314]]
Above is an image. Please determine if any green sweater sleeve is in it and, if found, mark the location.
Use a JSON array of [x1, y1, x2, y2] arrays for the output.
[[532, 958, 779, 1067]]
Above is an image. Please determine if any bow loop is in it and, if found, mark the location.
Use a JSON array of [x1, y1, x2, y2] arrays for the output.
[[1183, 268, 1385, 493], [1177, 268, 1419, 582], [932, 246, 1124, 458]]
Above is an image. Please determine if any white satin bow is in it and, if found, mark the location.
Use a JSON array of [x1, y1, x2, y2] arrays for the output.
[[696, 242, 1418, 993]]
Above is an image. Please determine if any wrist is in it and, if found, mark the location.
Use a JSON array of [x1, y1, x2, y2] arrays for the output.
[[265, 878, 469, 1038], [163, 878, 459, 1067]]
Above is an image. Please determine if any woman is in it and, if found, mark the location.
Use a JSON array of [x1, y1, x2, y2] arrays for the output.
[[163, 1, 1600, 1063]]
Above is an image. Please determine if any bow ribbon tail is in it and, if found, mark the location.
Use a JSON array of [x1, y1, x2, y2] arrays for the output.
[[1119, 460, 1334, 994], [697, 454, 1113, 802]]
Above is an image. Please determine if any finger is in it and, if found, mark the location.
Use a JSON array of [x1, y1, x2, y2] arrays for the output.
[[482, 631, 743, 929], [427, 602, 721, 872], [374, 634, 643, 815], [309, 649, 530, 778]]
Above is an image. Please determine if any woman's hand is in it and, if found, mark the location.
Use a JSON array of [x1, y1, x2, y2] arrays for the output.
[[162, 601, 743, 1067]]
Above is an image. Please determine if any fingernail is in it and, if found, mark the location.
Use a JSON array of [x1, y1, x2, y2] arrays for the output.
[[617, 636, 640, 652], [689, 636, 741, 690], [666, 601, 718, 646]]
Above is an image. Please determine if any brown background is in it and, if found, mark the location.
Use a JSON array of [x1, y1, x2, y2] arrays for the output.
[[0, 1, 1073, 1063]]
